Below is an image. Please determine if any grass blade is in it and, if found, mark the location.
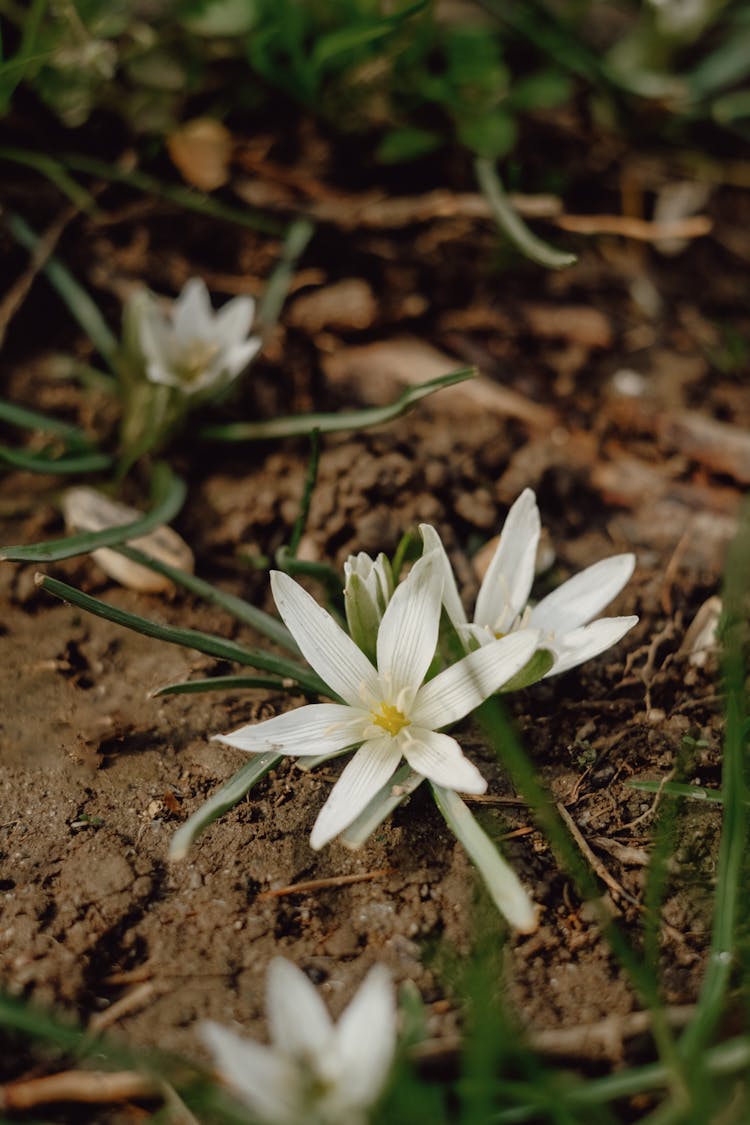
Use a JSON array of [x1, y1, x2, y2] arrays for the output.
[[169, 754, 282, 861], [4, 211, 118, 368], [475, 157, 576, 270], [151, 675, 295, 698], [0, 398, 91, 443], [430, 782, 537, 932], [35, 573, 330, 697], [0, 445, 112, 474], [115, 545, 297, 653], [0, 463, 185, 561], [256, 216, 315, 333], [200, 368, 476, 441], [0, 146, 98, 213], [629, 779, 726, 804]]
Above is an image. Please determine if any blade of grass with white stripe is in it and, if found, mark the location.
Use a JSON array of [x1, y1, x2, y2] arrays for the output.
[[151, 675, 301, 698], [0, 463, 185, 561], [200, 368, 476, 441], [115, 545, 296, 653], [430, 782, 537, 932], [475, 157, 576, 270], [169, 753, 282, 861], [629, 779, 727, 805], [340, 765, 423, 850], [35, 573, 329, 697], [0, 398, 93, 444]]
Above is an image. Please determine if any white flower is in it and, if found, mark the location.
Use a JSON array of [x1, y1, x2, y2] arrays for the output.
[[201, 958, 396, 1125], [137, 277, 261, 394], [421, 488, 638, 678], [214, 552, 539, 849]]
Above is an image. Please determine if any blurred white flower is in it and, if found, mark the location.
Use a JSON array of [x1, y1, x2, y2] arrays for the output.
[[421, 488, 638, 678], [137, 277, 261, 394], [215, 552, 539, 849], [201, 958, 395, 1125]]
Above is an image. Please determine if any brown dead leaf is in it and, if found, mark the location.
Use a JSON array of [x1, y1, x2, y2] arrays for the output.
[[167, 117, 233, 192]]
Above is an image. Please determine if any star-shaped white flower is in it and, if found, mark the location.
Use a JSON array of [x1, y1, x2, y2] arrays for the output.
[[214, 552, 539, 849], [137, 277, 261, 394], [201, 958, 396, 1125], [421, 489, 638, 678]]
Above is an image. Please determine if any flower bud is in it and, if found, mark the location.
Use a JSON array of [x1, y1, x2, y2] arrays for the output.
[[343, 551, 393, 662]]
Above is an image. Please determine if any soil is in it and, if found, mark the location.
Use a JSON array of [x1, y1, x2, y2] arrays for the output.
[[1, 114, 748, 1117]]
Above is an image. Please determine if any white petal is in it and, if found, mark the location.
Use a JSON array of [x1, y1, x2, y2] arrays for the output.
[[403, 729, 487, 793], [547, 615, 638, 676], [173, 277, 214, 340], [215, 294, 256, 343], [271, 571, 379, 707], [213, 702, 364, 757], [334, 966, 396, 1107], [224, 335, 262, 378], [475, 489, 540, 631], [200, 1021, 300, 1121], [419, 523, 468, 632], [412, 629, 539, 729], [376, 551, 442, 697], [310, 739, 402, 850], [267, 958, 334, 1058], [530, 554, 635, 634]]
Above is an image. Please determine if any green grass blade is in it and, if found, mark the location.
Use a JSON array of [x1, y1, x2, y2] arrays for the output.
[[36, 573, 330, 697], [0, 0, 49, 112], [61, 153, 283, 235], [0, 398, 91, 443], [679, 499, 750, 1061], [629, 779, 726, 804], [256, 216, 315, 333], [4, 211, 118, 368], [0, 146, 98, 213], [430, 782, 537, 932], [151, 675, 293, 697], [0, 445, 112, 474], [200, 368, 476, 441], [115, 545, 297, 653], [475, 157, 576, 270], [169, 753, 282, 861], [0, 463, 185, 561]]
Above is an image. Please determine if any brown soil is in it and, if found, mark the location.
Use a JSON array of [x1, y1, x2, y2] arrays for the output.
[[0, 124, 747, 1114]]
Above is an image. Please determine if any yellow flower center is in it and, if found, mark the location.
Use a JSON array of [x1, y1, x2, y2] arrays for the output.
[[370, 702, 410, 737], [176, 339, 221, 382]]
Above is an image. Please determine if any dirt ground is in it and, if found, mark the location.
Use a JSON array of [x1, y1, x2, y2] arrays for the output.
[[1, 126, 748, 1109]]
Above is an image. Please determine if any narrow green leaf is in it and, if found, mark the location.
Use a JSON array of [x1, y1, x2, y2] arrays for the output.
[[0, 463, 185, 561], [0, 445, 112, 474], [499, 648, 554, 692], [115, 545, 297, 653], [0, 147, 98, 213], [200, 368, 476, 441], [475, 157, 576, 270], [430, 782, 537, 932], [4, 211, 118, 367], [340, 765, 422, 849], [629, 779, 726, 804], [169, 753, 282, 861], [256, 216, 315, 334], [36, 573, 330, 697], [61, 153, 283, 235], [151, 675, 296, 698], [0, 398, 90, 443]]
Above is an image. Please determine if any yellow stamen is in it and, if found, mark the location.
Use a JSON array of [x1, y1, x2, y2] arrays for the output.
[[176, 339, 221, 382], [370, 702, 410, 737]]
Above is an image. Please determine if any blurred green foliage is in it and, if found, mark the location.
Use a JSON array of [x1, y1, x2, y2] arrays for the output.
[[2, 0, 748, 171]]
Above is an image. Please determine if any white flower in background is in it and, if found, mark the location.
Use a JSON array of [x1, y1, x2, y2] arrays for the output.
[[201, 958, 396, 1125], [421, 488, 638, 678], [215, 552, 539, 849], [137, 277, 261, 394], [343, 551, 394, 663]]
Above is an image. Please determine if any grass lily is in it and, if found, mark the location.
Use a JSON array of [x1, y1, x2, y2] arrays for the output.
[[135, 277, 262, 395], [214, 552, 539, 849], [421, 488, 638, 678], [201, 958, 395, 1125]]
